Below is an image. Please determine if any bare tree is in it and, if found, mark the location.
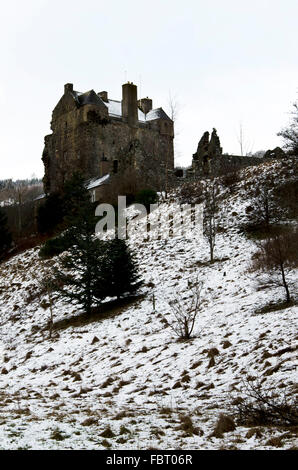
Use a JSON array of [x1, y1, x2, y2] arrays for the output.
[[165, 91, 182, 197], [167, 91, 180, 123], [251, 185, 272, 231], [167, 280, 203, 340], [278, 100, 298, 155], [237, 122, 254, 156], [244, 179, 285, 233], [203, 180, 219, 262], [250, 230, 298, 303], [1, 181, 43, 238]]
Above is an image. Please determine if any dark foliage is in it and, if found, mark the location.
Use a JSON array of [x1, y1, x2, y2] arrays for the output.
[[45, 179, 142, 314], [0, 208, 12, 260], [39, 232, 73, 258], [37, 193, 65, 234], [37, 173, 91, 236], [135, 189, 158, 209], [95, 238, 142, 300]]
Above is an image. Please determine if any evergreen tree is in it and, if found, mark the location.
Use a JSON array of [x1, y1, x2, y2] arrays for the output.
[[37, 192, 64, 234], [0, 208, 12, 260], [37, 172, 90, 235], [47, 174, 142, 314], [96, 238, 142, 300], [49, 177, 102, 315], [63, 172, 92, 220]]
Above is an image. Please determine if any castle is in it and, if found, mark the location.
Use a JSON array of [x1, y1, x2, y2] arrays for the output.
[[42, 83, 285, 198], [42, 82, 174, 196]]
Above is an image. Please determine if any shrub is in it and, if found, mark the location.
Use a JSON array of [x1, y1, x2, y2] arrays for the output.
[[211, 414, 236, 438], [135, 189, 158, 209], [39, 232, 73, 258], [0, 208, 12, 260], [231, 378, 298, 426]]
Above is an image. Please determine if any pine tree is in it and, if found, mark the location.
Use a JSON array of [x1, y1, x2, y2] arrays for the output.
[[49, 177, 102, 315], [96, 238, 142, 300], [37, 193, 64, 234], [0, 208, 12, 261], [48, 177, 142, 314]]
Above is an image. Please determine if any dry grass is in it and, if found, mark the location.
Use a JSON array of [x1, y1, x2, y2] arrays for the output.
[[211, 414, 236, 438]]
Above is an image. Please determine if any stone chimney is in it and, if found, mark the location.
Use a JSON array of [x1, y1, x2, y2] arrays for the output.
[[98, 91, 108, 102], [122, 82, 138, 127], [64, 83, 73, 94], [138, 97, 152, 115]]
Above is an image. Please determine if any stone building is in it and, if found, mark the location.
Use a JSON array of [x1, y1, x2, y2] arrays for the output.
[[188, 128, 268, 177], [42, 82, 174, 195]]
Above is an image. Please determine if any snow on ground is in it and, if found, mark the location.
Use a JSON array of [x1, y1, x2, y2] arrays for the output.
[[0, 161, 297, 450]]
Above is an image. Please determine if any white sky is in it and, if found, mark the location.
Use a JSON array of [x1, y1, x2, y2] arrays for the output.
[[0, 0, 297, 179]]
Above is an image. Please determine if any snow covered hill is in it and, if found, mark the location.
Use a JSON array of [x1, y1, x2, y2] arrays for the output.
[[0, 159, 297, 450]]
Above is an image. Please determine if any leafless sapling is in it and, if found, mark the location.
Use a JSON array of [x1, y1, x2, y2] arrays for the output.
[[203, 180, 219, 262], [167, 280, 203, 340], [250, 229, 298, 303]]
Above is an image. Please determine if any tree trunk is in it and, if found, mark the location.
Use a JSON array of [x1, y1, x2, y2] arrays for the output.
[[280, 261, 291, 303], [210, 241, 214, 263]]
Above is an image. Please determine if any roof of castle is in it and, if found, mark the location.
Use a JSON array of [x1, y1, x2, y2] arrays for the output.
[[71, 89, 171, 123], [86, 173, 110, 190], [75, 90, 107, 108], [146, 108, 172, 122]]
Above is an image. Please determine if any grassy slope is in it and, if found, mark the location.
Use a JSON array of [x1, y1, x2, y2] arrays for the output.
[[0, 159, 297, 450]]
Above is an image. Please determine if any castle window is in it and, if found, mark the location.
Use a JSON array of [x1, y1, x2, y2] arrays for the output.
[[113, 160, 118, 174]]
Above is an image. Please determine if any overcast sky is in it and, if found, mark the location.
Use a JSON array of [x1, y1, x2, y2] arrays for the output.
[[0, 0, 297, 180]]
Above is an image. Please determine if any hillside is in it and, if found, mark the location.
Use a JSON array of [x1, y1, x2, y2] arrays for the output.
[[0, 159, 297, 450]]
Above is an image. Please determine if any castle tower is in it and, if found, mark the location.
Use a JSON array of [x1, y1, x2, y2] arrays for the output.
[[122, 82, 138, 127]]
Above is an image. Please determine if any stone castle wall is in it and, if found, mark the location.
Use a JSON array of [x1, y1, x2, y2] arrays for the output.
[[42, 83, 174, 194]]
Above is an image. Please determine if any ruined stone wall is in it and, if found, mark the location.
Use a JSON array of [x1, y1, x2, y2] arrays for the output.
[[190, 153, 263, 178], [189, 129, 263, 178]]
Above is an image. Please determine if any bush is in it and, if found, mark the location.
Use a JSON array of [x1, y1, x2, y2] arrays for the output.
[[211, 414, 236, 438], [0, 208, 12, 260], [135, 189, 158, 209], [220, 170, 241, 192], [39, 232, 73, 258], [231, 378, 298, 426]]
